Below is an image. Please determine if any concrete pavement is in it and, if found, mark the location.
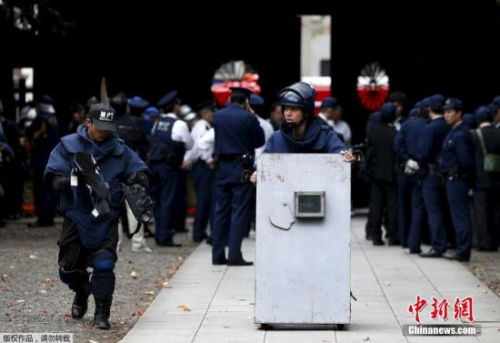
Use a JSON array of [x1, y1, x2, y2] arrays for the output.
[[121, 217, 500, 343]]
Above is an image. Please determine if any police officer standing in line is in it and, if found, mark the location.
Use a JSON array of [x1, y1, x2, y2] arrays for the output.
[[44, 103, 148, 329], [26, 95, 60, 227], [471, 106, 500, 251], [366, 103, 399, 246], [185, 101, 216, 243], [394, 104, 428, 252], [438, 98, 475, 261], [419, 94, 451, 258], [492, 97, 500, 129], [211, 87, 265, 266], [148, 91, 193, 247]]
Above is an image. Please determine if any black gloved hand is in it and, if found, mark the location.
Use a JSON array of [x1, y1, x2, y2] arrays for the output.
[[126, 172, 148, 188]]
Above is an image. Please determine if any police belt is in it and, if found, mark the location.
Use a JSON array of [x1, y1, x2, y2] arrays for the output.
[[218, 154, 245, 161], [427, 163, 439, 174], [443, 170, 470, 181]]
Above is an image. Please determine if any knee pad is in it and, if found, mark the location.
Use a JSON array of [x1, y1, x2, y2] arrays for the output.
[[90, 249, 116, 272], [58, 267, 89, 290]]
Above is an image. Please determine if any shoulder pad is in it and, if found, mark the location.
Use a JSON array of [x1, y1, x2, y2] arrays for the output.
[[60, 133, 83, 154]]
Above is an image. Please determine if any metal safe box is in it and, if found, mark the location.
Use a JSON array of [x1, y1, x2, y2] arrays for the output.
[[255, 154, 351, 325]]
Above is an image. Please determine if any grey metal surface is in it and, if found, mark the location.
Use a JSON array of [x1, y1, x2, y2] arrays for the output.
[[255, 153, 351, 325]]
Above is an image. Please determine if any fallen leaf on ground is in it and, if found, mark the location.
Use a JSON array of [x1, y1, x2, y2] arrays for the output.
[[143, 291, 154, 295], [177, 305, 191, 312], [162, 281, 169, 288], [130, 271, 137, 279], [89, 340, 99, 343], [29, 254, 38, 260]]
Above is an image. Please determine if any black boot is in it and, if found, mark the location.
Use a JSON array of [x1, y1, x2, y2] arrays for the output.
[[71, 284, 90, 319], [94, 295, 112, 330]]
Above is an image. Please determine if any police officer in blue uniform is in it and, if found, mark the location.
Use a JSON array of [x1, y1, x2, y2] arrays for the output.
[[394, 103, 428, 252], [148, 91, 193, 247], [419, 94, 451, 258], [26, 95, 60, 227], [211, 87, 265, 266], [186, 101, 216, 242], [366, 103, 399, 245], [44, 103, 147, 329], [438, 98, 475, 261], [471, 106, 500, 251]]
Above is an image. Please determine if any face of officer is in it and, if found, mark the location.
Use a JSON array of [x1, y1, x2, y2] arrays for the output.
[[86, 118, 111, 143], [284, 106, 305, 127], [331, 107, 343, 123], [201, 108, 214, 124], [494, 109, 500, 124], [444, 109, 462, 126], [270, 104, 283, 124]]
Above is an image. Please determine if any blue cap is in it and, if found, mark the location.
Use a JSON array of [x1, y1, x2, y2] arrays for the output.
[[462, 114, 477, 129], [40, 94, 53, 105], [230, 87, 253, 99], [420, 97, 431, 110], [128, 96, 149, 109], [379, 103, 397, 122], [145, 106, 159, 116], [158, 91, 178, 107], [429, 94, 445, 111], [249, 94, 264, 106], [197, 99, 215, 111], [474, 106, 491, 122], [321, 97, 339, 109], [408, 108, 418, 118], [442, 98, 463, 111]]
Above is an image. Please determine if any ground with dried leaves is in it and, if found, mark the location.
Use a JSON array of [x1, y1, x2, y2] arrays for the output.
[[0, 218, 198, 343]]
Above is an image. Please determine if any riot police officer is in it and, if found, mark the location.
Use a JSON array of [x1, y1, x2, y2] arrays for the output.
[[439, 98, 475, 261], [263, 82, 347, 154], [148, 91, 193, 247], [44, 103, 148, 329], [211, 87, 265, 266]]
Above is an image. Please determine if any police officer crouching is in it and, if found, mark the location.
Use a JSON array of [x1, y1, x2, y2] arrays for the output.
[[44, 104, 148, 329], [438, 98, 475, 262]]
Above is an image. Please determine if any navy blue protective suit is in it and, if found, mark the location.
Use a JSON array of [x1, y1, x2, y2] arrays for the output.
[[45, 125, 147, 298]]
